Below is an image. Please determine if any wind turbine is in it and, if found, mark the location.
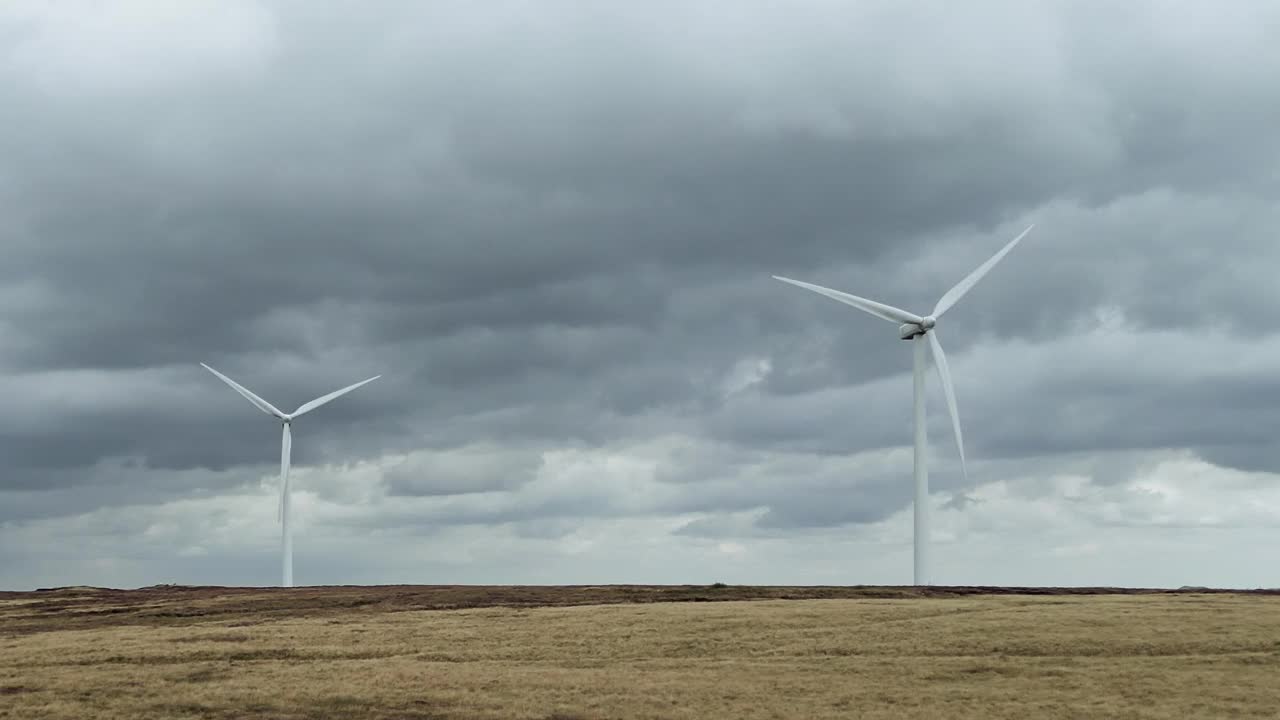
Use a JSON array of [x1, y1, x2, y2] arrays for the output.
[[773, 225, 1034, 586], [201, 363, 380, 588]]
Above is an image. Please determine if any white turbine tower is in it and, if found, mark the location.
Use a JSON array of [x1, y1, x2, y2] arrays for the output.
[[773, 225, 1034, 586], [201, 363, 380, 588]]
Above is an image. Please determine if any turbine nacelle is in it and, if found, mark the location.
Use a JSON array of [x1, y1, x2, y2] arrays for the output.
[[898, 315, 937, 340]]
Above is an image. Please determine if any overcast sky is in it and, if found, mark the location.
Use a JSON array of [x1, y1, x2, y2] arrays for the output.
[[2, 0, 1279, 590]]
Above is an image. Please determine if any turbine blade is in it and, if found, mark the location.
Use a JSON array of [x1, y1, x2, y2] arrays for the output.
[[291, 375, 381, 418], [279, 423, 291, 524], [932, 224, 1034, 318], [772, 276, 922, 325], [926, 330, 967, 482], [200, 363, 286, 419]]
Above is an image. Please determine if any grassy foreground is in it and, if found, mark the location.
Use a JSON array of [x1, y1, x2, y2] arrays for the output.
[[2, 585, 1279, 719]]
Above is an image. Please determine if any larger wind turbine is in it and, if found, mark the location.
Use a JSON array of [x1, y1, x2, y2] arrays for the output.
[[773, 225, 1034, 586], [201, 363, 380, 587]]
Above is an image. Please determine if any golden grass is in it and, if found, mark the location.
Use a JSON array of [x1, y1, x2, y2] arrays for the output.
[[3, 588, 1280, 718]]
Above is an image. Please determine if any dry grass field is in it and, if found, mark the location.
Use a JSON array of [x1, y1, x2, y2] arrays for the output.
[[2, 584, 1279, 719]]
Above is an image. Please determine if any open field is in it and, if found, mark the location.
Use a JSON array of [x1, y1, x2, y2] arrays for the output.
[[3, 585, 1280, 719]]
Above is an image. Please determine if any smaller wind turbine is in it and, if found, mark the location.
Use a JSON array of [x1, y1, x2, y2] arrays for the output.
[[773, 224, 1034, 586], [201, 363, 380, 588]]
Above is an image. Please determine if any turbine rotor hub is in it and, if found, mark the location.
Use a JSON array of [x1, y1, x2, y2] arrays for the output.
[[899, 316, 936, 340]]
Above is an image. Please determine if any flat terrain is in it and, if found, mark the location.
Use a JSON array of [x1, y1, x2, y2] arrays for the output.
[[2, 585, 1279, 719]]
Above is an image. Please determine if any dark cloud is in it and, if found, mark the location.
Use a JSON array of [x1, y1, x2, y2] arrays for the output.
[[3, 0, 1280, 588]]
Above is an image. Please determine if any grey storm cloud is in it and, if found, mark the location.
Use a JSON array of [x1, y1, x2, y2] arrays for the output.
[[3, 0, 1280, 588], [384, 443, 544, 497]]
